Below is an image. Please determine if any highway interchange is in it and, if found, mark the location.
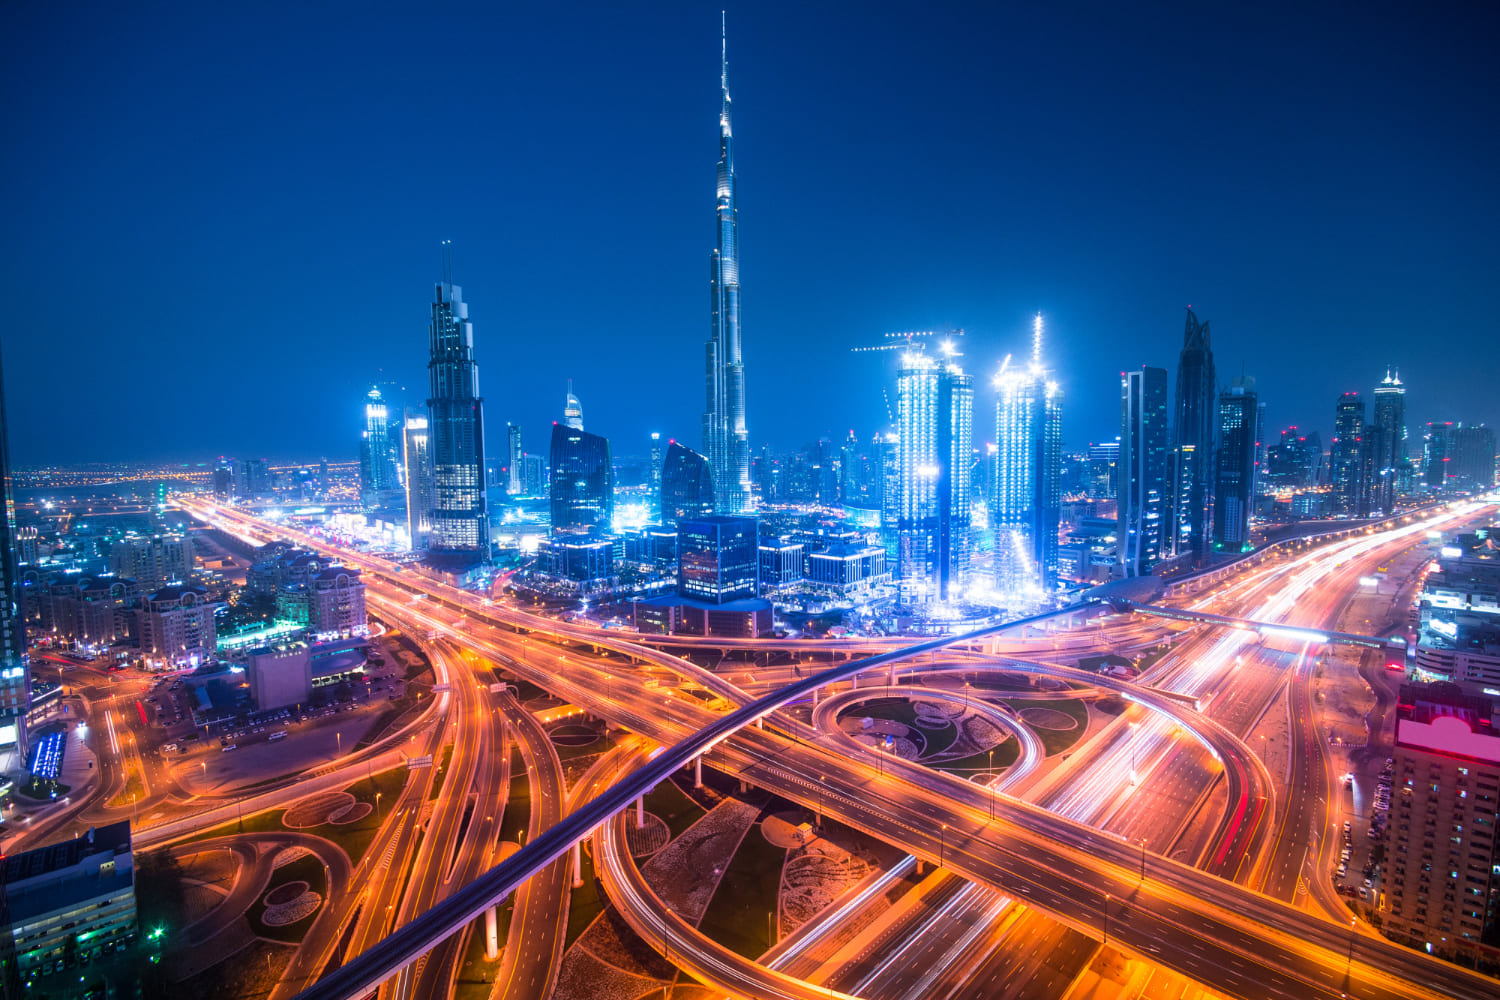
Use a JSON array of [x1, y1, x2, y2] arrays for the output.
[[46, 495, 1493, 1000]]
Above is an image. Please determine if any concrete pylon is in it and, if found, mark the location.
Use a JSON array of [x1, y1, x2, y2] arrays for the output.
[[694, 756, 703, 788], [636, 796, 645, 828], [572, 842, 584, 888], [485, 905, 499, 959]]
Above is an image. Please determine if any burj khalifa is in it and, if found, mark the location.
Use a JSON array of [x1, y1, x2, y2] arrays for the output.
[[703, 16, 753, 513]]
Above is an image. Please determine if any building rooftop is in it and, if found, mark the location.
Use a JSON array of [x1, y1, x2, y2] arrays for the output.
[[3, 820, 131, 886]]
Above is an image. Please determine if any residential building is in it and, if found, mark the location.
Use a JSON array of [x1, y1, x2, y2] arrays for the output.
[[1371, 368, 1407, 513], [138, 584, 217, 669], [1381, 683, 1500, 966], [1333, 392, 1367, 514], [108, 532, 192, 590], [1, 821, 136, 980], [895, 351, 972, 604]]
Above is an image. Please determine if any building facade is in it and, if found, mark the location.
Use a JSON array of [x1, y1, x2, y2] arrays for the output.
[[991, 315, 1063, 602], [1213, 379, 1258, 552], [403, 409, 434, 551], [1333, 392, 1367, 514], [1171, 308, 1217, 562], [307, 567, 367, 638], [425, 277, 490, 560], [2, 821, 137, 980], [1382, 683, 1500, 965], [138, 584, 217, 669], [894, 352, 972, 604], [0, 339, 28, 753], [108, 532, 192, 590], [359, 387, 401, 508], [659, 441, 715, 529], [1370, 368, 1407, 514], [702, 20, 753, 514], [677, 515, 759, 604], [549, 423, 613, 534], [1120, 367, 1170, 577]]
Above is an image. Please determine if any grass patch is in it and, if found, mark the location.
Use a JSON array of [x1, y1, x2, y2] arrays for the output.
[[429, 744, 457, 802], [1003, 697, 1090, 756], [177, 937, 294, 999], [502, 746, 534, 846], [247, 851, 329, 943], [567, 840, 608, 949], [314, 767, 409, 864], [644, 775, 704, 841], [697, 807, 784, 960], [179, 806, 287, 845], [934, 735, 1021, 775]]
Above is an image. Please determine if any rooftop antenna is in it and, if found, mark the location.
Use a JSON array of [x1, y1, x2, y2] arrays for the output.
[[721, 11, 727, 93]]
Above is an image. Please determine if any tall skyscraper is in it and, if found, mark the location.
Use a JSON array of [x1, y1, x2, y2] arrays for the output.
[[403, 409, 434, 551], [1120, 367, 1170, 577], [1171, 308, 1217, 563], [359, 386, 400, 508], [1332, 392, 1367, 513], [703, 18, 752, 514], [0, 342, 28, 754], [660, 441, 715, 529], [549, 423, 613, 534], [506, 423, 523, 496], [896, 350, 972, 604], [1423, 422, 1455, 489], [425, 265, 490, 561], [1213, 378, 1257, 552], [1451, 424, 1497, 488], [1371, 368, 1406, 514], [649, 433, 664, 505], [992, 315, 1062, 601]]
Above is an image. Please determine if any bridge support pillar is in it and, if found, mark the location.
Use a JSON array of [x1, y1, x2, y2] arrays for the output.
[[572, 842, 584, 888], [636, 796, 645, 828], [755, 717, 763, 730], [694, 755, 703, 787], [812, 685, 819, 707], [484, 905, 499, 959], [851, 673, 858, 690]]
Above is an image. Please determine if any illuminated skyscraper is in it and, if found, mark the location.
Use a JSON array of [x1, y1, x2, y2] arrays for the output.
[[403, 409, 434, 551], [425, 267, 490, 560], [0, 341, 28, 755], [1332, 392, 1367, 513], [703, 17, 753, 514], [659, 441, 715, 529], [1371, 367, 1406, 513], [506, 423, 523, 495], [896, 348, 972, 604], [1213, 378, 1257, 552], [1120, 366, 1170, 577], [1423, 421, 1455, 489], [1170, 308, 1216, 562], [359, 387, 400, 508], [550, 423, 613, 534], [648, 433, 664, 504], [992, 314, 1062, 601]]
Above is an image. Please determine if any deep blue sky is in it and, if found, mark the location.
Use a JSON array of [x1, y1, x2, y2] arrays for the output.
[[3, 1, 1496, 466]]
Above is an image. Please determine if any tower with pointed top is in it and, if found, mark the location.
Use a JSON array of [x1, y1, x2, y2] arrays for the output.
[[563, 380, 584, 430], [1371, 366, 1406, 514], [1170, 307, 1217, 563], [703, 15, 753, 513]]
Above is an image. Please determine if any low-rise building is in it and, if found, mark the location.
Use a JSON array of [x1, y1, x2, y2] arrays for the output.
[[138, 583, 218, 669], [1, 821, 137, 980], [803, 543, 888, 598], [308, 567, 367, 638]]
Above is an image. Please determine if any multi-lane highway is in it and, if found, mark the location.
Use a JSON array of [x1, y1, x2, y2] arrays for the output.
[[179, 496, 1500, 1000]]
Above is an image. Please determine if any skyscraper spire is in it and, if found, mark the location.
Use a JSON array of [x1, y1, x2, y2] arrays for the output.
[[704, 13, 752, 512], [1031, 312, 1044, 370]]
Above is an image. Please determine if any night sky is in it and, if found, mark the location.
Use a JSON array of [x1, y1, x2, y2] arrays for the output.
[[3, 1, 1495, 466]]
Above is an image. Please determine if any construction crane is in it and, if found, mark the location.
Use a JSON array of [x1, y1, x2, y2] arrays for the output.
[[849, 329, 965, 356]]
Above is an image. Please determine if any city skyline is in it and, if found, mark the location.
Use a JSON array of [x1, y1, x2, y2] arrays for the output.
[[3, 3, 1497, 466]]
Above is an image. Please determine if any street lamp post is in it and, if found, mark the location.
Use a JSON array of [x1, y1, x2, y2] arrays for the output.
[[1139, 838, 1147, 883], [1103, 893, 1110, 946], [816, 776, 825, 829], [1345, 915, 1357, 988], [939, 824, 947, 868], [987, 749, 995, 821]]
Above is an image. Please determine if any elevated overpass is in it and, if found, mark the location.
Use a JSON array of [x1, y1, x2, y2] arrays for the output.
[[1115, 601, 1392, 650]]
